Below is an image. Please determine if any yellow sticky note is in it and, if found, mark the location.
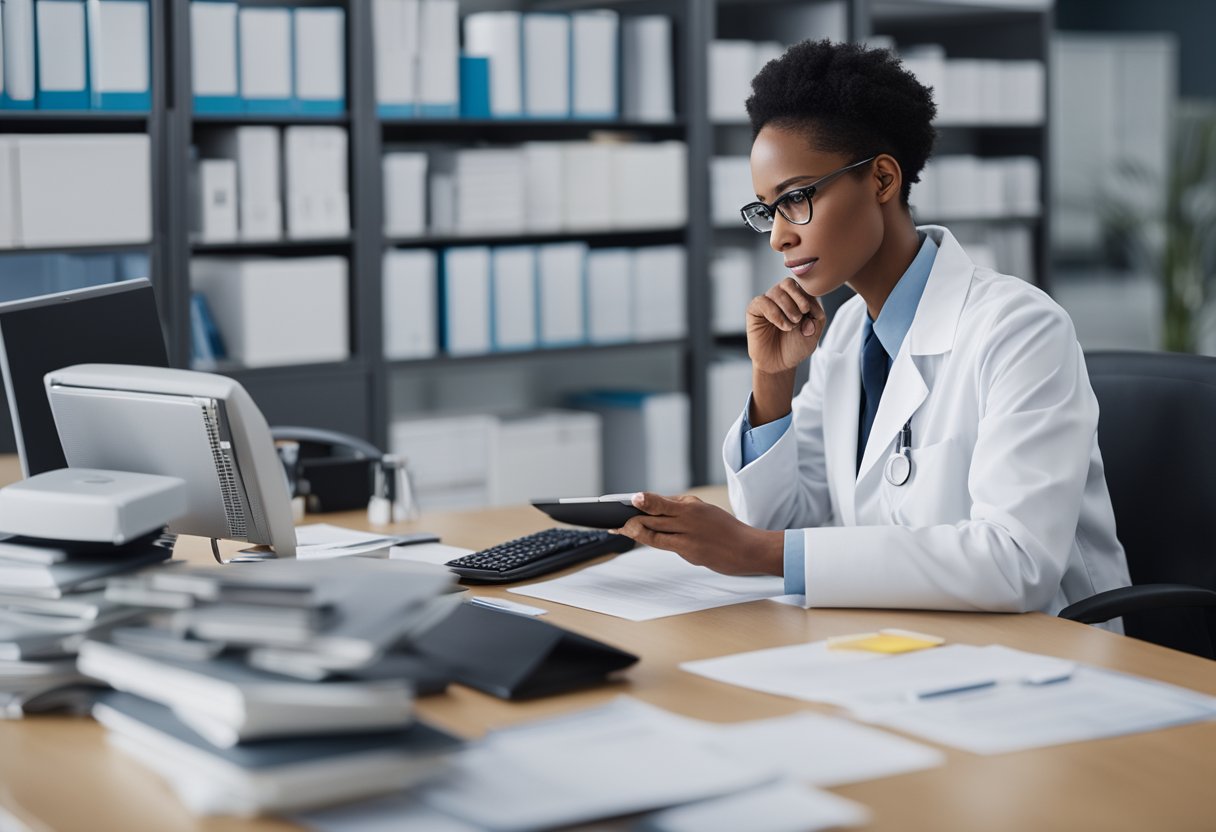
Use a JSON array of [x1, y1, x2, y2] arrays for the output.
[[827, 629, 945, 654]]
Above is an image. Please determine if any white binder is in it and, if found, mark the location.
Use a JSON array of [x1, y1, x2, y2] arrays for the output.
[[373, 0, 419, 117], [195, 158, 238, 243], [86, 0, 150, 110], [441, 247, 492, 356], [537, 242, 587, 346], [293, 7, 345, 114], [190, 0, 239, 113], [522, 13, 569, 118], [417, 0, 458, 117], [621, 15, 673, 123], [491, 246, 538, 351], [586, 248, 633, 345], [36, 0, 90, 109], [382, 248, 438, 360], [238, 7, 292, 113], [571, 10, 617, 119]]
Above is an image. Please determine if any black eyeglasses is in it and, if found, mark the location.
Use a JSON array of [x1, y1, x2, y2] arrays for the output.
[[739, 156, 877, 233]]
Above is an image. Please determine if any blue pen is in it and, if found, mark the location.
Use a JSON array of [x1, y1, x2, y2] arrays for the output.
[[911, 679, 998, 701]]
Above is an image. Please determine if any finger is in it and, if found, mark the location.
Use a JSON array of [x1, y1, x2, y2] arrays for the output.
[[779, 278, 814, 314], [765, 285, 806, 325], [632, 491, 683, 516], [751, 296, 796, 332], [627, 524, 681, 552], [630, 513, 684, 533]]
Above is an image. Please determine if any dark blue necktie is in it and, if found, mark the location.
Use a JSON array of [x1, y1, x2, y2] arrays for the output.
[[858, 325, 889, 471]]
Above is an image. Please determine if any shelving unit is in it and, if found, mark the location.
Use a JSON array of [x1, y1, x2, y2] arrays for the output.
[[0, 0, 1053, 485]]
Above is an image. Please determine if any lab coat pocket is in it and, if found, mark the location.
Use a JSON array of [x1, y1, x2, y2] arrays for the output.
[[888, 437, 972, 526]]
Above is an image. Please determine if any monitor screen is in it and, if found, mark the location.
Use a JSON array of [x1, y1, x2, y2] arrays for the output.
[[0, 279, 169, 477]]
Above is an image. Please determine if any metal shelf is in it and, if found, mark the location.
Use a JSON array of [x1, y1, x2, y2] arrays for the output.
[[387, 340, 689, 370], [191, 238, 354, 256], [386, 229, 686, 249]]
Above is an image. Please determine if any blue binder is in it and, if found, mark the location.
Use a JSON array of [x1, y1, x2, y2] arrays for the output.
[[459, 55, 491, 119]]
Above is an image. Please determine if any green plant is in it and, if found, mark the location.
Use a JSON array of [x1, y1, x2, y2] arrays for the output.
[[1099, 104, 1216, 352]]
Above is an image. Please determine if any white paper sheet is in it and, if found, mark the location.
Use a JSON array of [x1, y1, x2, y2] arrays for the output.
[[420, 697, 776, 831], [388, 542, 472, 566], [868, 666, 1216, 754], [682, 642, 1075, 715], [640, 779, 869, 832], [508, 547, 785, 620], [296, 794, 481, 832], [705, 711, 945, 787]]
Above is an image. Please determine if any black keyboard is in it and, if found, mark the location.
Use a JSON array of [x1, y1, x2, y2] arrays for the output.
[[444, 528, 635, 584]]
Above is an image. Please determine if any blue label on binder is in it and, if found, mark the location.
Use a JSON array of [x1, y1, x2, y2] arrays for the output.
[[418, 103, 459, 119], [194, 94, 243, 114], [96, 91, 151, 112], [36, 89, 92, 110], [243, 97, 294, 114], [378, 103, 418, 119], [296, 98, 346, 116]]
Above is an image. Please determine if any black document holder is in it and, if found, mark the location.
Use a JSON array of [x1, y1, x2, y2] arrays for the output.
[[412, 602, 638, 700]]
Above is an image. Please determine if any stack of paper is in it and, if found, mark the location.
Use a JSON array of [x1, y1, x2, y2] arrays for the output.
[[0, 533, 173, 718], [79, 558, 464, 815]]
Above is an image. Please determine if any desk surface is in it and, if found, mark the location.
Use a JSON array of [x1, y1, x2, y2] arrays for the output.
[[0, 459, 1214, 831]]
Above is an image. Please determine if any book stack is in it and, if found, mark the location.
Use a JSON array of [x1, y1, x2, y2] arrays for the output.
[[79, 557, 464, 816], [0, 532, 174, 718]]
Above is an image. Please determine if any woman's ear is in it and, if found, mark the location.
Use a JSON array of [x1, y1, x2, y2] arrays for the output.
[[874, 155, 903, 205]]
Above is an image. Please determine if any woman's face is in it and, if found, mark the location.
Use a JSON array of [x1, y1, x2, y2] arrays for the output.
[[749, 124, 886, 297]]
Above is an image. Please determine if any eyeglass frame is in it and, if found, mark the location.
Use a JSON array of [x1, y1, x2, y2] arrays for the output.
[[739, 155, 878, 232]]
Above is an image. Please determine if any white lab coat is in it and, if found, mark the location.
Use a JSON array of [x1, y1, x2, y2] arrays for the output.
[[723, 226, 1131, 622]]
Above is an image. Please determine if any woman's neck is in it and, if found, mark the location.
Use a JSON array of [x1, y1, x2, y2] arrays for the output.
[[849, 214, 923, 321]]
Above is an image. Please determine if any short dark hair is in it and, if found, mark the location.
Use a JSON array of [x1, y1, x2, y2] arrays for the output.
[[746, 39, 937, 205]]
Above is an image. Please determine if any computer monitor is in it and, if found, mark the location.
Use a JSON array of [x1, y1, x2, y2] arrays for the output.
[[0, 279, 168, 477], [45, 364, 297, 558]]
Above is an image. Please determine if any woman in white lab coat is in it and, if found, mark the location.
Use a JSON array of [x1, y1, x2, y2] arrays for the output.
[[614, 40, 1131, 619]]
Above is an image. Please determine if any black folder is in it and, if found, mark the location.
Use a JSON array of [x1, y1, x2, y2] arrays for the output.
[[411, 603, 638, 700]]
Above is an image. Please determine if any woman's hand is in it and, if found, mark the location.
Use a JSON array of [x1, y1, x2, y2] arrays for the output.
[[746, 277, 826, 376], [612, 492, 785, 577]]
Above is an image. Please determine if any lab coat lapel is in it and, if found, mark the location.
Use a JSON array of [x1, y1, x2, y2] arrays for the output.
[[821, 342, 860, 526], [856, 226, 973, 481], [857, 348, 927, 481]]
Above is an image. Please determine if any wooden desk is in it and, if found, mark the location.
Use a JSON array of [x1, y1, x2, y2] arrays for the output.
[[1, 484, 1214, 831]]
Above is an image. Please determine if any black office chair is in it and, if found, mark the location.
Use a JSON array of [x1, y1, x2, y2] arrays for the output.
[[1059, 351, 1216, 658]]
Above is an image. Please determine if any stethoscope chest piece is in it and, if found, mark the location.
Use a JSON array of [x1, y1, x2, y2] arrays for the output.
[[884, 420, 914, 487], [884, 451, 911, 486]]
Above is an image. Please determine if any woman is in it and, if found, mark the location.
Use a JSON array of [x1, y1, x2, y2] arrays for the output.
[[614, 40, 1131, 620]]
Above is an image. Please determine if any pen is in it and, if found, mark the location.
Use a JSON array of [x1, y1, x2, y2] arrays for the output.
[[910, 679, 997, 701]]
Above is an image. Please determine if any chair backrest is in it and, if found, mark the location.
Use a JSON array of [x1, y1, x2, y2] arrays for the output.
[[1086, 351, 1216, 657]]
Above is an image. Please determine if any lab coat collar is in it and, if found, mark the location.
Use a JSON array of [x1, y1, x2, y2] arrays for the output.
[[855, 225, 976, 482], [907, 225, 974, 356]]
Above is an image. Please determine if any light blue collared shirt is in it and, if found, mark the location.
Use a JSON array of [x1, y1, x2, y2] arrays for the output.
[[738, 234, 939, 595]]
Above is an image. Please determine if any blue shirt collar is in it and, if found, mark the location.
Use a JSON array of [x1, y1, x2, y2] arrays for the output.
[[863, 234, 938, 359]]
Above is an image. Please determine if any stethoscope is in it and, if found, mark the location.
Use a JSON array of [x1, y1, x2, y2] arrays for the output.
[[883, 420, 914, 486]]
